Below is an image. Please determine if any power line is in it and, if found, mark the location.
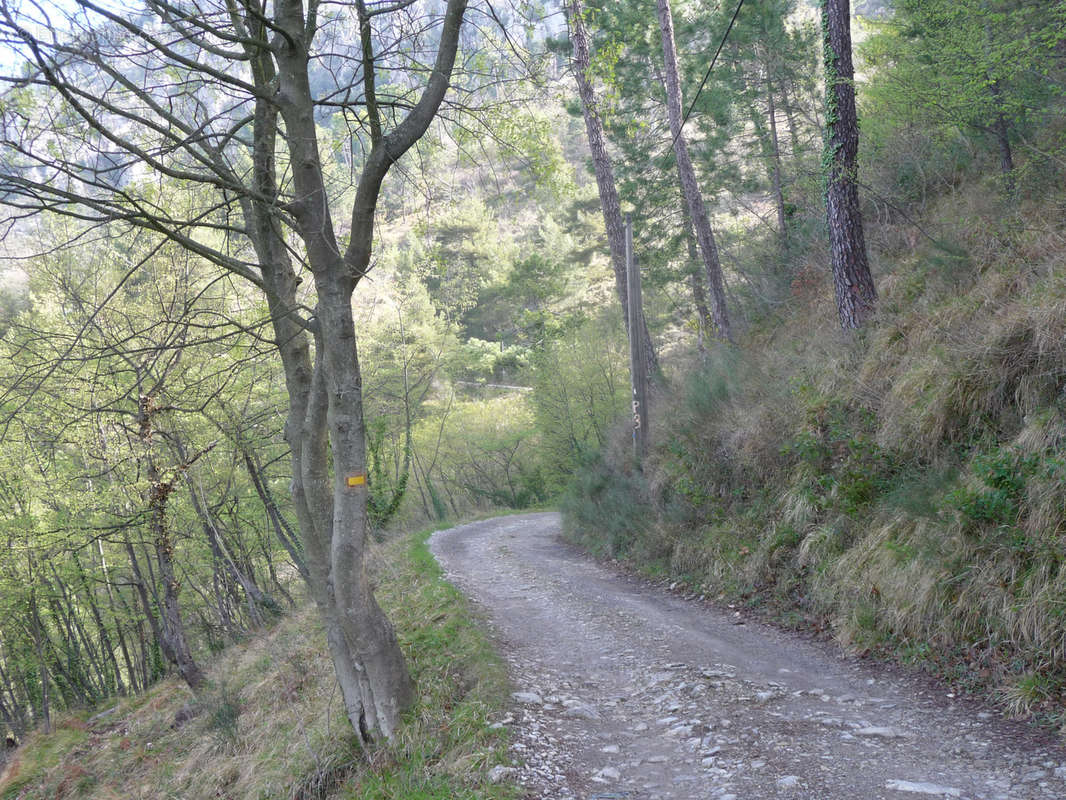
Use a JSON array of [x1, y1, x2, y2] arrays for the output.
[[669, 0, 746, 152]]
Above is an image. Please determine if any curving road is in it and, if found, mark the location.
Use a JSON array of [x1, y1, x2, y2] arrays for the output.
[[430, 512, 1066, 800]]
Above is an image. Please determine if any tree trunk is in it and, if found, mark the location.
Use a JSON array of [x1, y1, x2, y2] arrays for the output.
[[179, 463, 270, 628], [121, 536, 169, 685], [567, 0, 661, 377], [26, 585, 50, 734], [242, 449, 309, 584], [137, 396, 204, 691], [988, 79, 1015, 197], [656, 0, 733, 343], [76, 550, 126, 696], [680, 190, 712, 354], [764, 59, 790, 256], [992, 113, 1015, 195], [821, 0, 876, 328], [148, 473, 205, 690], [259, 0, 468, 742]]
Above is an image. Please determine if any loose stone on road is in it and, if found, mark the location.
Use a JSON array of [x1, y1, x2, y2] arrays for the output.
[[429, 513, 1066, 799]]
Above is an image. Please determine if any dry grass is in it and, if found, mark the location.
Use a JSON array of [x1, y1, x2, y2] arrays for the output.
[[0, 530, 515, 800], [565, 165, 1066, 724]]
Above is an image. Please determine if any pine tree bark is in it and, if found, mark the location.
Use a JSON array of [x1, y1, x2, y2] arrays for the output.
[[567, 0, 661, 376], [988, 81, 1015, 197], [821, 0, 876, 328], [656, 0, 732, 343]]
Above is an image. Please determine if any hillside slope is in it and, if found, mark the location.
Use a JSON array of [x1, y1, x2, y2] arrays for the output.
[[0, 530, 514, 800], [564, 171, 1066, 728]]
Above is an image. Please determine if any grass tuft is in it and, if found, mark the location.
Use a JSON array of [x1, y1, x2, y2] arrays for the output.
[[562, 168, 1066, 725]]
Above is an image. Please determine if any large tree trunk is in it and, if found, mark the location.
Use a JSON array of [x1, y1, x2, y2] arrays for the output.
[[656, 0, 733, 343], [0, 0, 466, 747], [821, 0, 876, 329], [567, 0, 661, 377], [251, 0, 468, 743]]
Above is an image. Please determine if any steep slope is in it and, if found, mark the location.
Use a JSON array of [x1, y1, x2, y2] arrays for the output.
[[0, 530, 513, 800]]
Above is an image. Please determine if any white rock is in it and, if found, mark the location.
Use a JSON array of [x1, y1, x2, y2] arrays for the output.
[[511, 691, 543, 705], [884, 779, 962, 796], [777, 775, 801, 788], [594, 766, 621, 781], [601, 744, 621, 754], [855, 726, 906, 738], [563, 704, 600, 720]]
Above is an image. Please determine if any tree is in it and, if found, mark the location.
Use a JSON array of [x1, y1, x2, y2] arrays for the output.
[[0, 223, 303, 722], [864, 0, 1066, 198], [561, 0, 821, 336], [566, 0, 660, 378], [821, 0, 876, 328], [655, 0, 732, 343], [0, 0, 469, 741]]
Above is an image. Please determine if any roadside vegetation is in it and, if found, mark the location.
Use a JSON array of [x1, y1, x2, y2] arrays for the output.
[[2, 0, 1066, 794], [0, 528, 514, 800], [562, 1, 1066, 728]]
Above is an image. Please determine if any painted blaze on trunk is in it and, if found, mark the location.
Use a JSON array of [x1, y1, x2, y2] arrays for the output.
[[267, 0, 469, 742], [821, 0, 876, 329]]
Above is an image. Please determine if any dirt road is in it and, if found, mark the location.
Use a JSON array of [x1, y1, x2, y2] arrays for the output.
[[429, 512, 1066, 800]]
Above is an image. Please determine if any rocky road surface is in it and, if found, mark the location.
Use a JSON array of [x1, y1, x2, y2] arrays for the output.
[[429, 512, 1066, 800]]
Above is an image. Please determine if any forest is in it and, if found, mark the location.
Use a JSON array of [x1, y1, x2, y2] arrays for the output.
[[1, 0, 1066, 796]]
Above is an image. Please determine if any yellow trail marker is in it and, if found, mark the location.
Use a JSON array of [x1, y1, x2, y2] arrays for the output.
[[346, 474, 367, 488]]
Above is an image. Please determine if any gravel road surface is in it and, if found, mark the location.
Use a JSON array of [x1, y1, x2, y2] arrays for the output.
[[429, 512, 1066, 800]]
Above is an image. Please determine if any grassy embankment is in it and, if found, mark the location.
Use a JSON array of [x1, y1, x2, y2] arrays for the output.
[[0, 527, 515, 800], [564, 169, 1066, 728]]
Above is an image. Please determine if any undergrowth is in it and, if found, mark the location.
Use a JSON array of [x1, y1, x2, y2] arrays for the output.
[[563, 169, 1066, 728], [0, 526, 515, 800]]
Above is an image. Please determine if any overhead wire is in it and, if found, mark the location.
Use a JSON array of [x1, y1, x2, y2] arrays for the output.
[[668, 0, 747, 153]]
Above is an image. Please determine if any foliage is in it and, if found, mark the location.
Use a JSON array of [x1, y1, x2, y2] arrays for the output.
[[563, 73, 1066, 718], [530, 310, 629, 494], [949, 448, 1038, 527], [0, 526, 516, 799], [861, 0, 1066, 192]]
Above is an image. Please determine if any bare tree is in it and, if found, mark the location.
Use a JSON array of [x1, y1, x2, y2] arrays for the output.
[[0, 0, 469, 741]]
